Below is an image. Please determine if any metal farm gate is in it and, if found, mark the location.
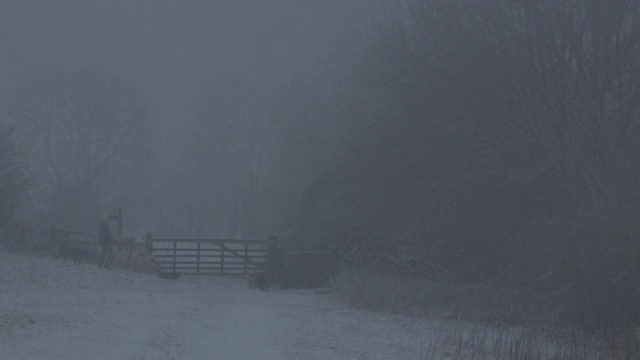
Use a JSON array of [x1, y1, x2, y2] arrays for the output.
[[50, 219, 340, 288], [149, 238, 270, 274]]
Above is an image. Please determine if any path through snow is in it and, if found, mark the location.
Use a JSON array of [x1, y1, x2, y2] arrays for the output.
[[0, 252, 430, 360]]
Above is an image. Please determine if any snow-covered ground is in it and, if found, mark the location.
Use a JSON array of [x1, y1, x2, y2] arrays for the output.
[[0, 251, 430, 360]]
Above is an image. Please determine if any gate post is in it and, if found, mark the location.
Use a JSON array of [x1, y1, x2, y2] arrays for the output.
[[108, 208, 123, 238], [220, 241, 225, 274], [244, 242, 249, 273], [268, 235, 282, 281], [196, 240, 201, 274], [143, 232, 153, 256], [172, 240, 177, 273]]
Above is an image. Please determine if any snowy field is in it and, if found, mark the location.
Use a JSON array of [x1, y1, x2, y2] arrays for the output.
[[0, 251, 431, 360]]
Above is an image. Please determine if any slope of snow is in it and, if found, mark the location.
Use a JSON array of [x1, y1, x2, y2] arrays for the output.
[[0, 251, 430, 360]]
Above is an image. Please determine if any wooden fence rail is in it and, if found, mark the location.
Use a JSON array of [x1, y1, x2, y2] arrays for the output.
[[50, 227, 98, 242], [49, 226, 101, 261]]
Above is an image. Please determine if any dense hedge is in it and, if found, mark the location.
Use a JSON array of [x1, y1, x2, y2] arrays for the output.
[[271, 0, 640, 328]]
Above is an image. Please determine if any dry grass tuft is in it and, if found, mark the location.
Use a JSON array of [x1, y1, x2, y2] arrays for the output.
[[332, 267, 640, 359]]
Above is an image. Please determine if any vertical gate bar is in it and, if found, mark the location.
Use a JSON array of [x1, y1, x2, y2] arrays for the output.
[[197, 240, 201, 274], [173, 240, 177, 273], [220, 241, 224, 274], [244, 242, 248, 273]]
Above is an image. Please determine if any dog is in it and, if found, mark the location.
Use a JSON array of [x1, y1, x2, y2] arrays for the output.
[[56, 245, 89, 264], [111, 251, 131, 270], [246, 272, 269, 291], [115, 236, 137, 252]]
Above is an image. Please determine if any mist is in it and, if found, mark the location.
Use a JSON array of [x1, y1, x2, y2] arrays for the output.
[[0, 0, 379, 235], [3, 1, 640, 357]]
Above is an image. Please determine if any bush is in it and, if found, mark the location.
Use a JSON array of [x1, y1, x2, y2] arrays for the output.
[[332, 266, 552, 326], [276, 0, 640, 329]]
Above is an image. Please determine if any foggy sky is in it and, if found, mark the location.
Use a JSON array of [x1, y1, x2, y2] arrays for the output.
[[1, 0, 379, 138]]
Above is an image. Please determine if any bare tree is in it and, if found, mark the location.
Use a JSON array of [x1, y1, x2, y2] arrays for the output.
[[467, 0, 640, 323], [9, 68, 149, 231], [182, 83, 269, 237]]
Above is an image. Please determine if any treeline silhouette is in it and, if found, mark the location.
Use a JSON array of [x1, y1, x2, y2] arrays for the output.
[[268, 0, 640, 328]]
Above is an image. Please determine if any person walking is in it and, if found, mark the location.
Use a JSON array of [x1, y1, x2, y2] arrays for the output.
[[98, 214, 113, 269]]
